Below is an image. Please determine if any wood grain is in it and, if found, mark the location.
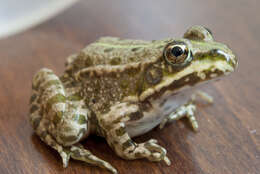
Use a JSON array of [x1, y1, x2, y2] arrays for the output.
[[0, 0, 259, 174]]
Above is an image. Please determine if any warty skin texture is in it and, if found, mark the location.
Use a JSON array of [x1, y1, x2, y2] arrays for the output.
[[29, 25, 237, 174]]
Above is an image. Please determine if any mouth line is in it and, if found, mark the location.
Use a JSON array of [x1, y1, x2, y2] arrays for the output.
[[140, 58, 235, 102]]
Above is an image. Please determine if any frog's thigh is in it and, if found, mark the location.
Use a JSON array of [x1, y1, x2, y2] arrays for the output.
[[31, 68, 89, 146], [53, 101, 90, 146], [101, 103, 170, 165]]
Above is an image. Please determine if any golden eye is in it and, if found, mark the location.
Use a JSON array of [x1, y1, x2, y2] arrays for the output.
[[163, 42, 192, 67]]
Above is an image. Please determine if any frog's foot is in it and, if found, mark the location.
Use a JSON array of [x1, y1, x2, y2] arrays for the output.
[[106, 123, 171, 165], [159, 91, 213, 131], [34, 118, 71, 167], [139, 139, 171, 165], [35, 118, 117, 173], [69, 144, 118, 174], [159, 101, 198, 131], [100, 102, 171, 165]]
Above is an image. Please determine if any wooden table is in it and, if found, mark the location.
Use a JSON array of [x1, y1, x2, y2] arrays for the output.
[[0, 1, 259, 174]]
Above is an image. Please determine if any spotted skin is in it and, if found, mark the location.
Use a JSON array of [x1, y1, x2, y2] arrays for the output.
[[29, 26, 237, 173], [30, 68, 117, 173], [99, 103, 170, 165]]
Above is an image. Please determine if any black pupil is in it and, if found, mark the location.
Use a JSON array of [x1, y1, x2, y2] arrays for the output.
[[171, 46, 183, 57]]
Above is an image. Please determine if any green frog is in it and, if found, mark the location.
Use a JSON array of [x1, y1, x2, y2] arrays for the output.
[[29, 26, 237, 174]]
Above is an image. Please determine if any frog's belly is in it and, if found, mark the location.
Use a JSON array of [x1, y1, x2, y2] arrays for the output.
[[126, 89, 193, 138]]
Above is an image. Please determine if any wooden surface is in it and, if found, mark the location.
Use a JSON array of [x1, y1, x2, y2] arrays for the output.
[[0, 1, 259, 174]]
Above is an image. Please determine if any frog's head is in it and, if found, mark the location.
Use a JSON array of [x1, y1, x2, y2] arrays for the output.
[[140, 26, 237, 100]]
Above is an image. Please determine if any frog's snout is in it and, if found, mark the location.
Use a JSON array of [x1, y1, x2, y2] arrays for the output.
[[213, 48, 238, 71]]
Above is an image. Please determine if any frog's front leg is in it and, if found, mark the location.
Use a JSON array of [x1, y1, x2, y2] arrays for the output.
[[159, 91, 213, 131], [30, 68, 117, 174], [159, 101, 198, 131], [100, 103, 171, 165]]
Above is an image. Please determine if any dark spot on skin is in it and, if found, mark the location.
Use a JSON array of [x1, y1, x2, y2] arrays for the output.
[[45, 71, 54, 75], [129, 111, 143, 121], [104, 48, 114, 52], [30, 94, 37, 103], [40, 131, 48, 139], [139, 101, 153, 112], [67, 94, 82, 101], [32, 117, 41, 129], [72, 149, 81, 158], [113, 140, 119, 145], [131, 47, 141, 52], [73, 52, 93, 68], [32, 83, 37, 90], [84, 56, 93, 67], [30, 105, 39, 114], [53, 111, 63, 125], [60, 134, 78, 143], [134, 152, 143, 158], [122, 139, 136, 151], [184, 30, 205, 41], [77, 115, 87, 125], [145, 65, 163, 85], [129, 57, 136, 62], [110, 57, 121, 65], [50, 141, 56, 147], [115, 127, 126, 136]]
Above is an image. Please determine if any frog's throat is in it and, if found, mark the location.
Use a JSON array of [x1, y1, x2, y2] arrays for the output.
[[139, 59, 234, 101]]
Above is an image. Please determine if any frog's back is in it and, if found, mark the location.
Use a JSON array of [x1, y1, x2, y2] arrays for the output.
[[66, 37, 167, 71]]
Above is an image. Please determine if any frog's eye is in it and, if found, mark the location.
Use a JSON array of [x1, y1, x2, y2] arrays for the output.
[[163, 42, 192, 67]]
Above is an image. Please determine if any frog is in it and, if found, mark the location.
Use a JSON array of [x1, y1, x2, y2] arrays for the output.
[[29, 26, 237, 174]]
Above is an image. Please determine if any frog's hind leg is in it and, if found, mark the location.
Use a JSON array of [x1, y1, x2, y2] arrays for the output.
[[30, 68, 117, 173], [101, 103, 171, 166], [30, 68, 89, 146], [29, 68, 75, 167], [34, 117, 71, 167], [159, 91, 213, 131], [32, 116, 117, 173]]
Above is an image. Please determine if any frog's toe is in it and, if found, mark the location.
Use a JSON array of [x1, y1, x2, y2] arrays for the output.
[[185, 104, 199, 131], [69, 144, 118, 174], [187, 114, 199, 131], [143, 139, 170, 165], [61, 151, 71, 168]]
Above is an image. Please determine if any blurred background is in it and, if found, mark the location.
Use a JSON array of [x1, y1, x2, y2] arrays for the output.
[[0, 0, 78, 39], [0, 1, 259, 174]]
